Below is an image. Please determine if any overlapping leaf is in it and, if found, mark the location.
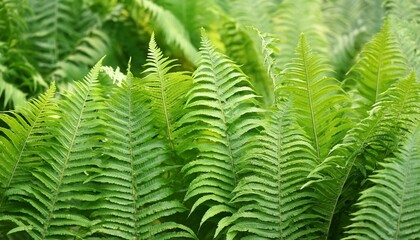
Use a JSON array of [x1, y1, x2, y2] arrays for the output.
[[216, 101, 318, 239], [176, 31, 261, 232], [90, 67, 195, 239]]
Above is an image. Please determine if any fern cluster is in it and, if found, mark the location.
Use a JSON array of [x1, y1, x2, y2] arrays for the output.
[[1, 0, 420, 239]]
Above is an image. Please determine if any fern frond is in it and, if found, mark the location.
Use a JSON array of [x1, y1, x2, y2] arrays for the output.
[[322, 0, 389, 79], [252, 27, 281, 88], [220, 21, 274, 106], [273, 0, 329, 68], [0, 77, 27, 109], [306, 72, 420, 239], [278, 34, 353, 160], [90, 67, 195, 239], [391, 16, 420, 78], [176, 31, 261, 228], [0, 0, 27, 39], [142, 34, 192, 151], [26, 0, 108, 82], [26, 0, 80, 74], [0, 83, 57, 209], [156, 0, 203, 45], [134, 0, 199, 64], [384, 0, 420, 23], [1, 60, 104, 239], [344, 124, 420, 239], [219, 21, 275, 106], [50, 29, 110, 82], [344, 20, 409, 116], [228, 0, 275, 33], [215, 100, 318, 239]]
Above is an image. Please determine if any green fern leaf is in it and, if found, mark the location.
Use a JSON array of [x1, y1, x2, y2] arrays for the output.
[[344, 125, 420, 239], [345, 20, 409, 116], [307, 72, 420, 239], [142, 34, 192, 151], [134, 0, 199, 64], [50, 29, 110, 82], [1, 59, 104, 239], [391, 16, 420, 78], [385, 0, 420, 23], [0, 77, 27, 109], [278, 34, 353, 160], [274, 0, 329, 68], [176, 31, 261, 228], [215, 100, 318, 239], [220, 21, 275, 106], [0, 83, 57, 210], [252, 27, 281, 89], [26, 0, 108, 82], [90, 66, 196, 239]]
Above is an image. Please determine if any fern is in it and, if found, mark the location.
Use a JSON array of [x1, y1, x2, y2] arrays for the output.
[[384, 0, 420, 23], [0, 83, 57, 210], [133, 0, 199, 65], [220, 21, 275, 106], [344, 124, 420, 239], [278, 34, 352, 160], [215, 100, 318, 239], [0, 60, 104, 239], [0, 78, 27, 109], [274, 0, 329, 68], [0, 0, 47, 110], [0, 2, 419, 239], [344, 20, 408, 117], [175, 31, 261, 234], [391, 16, 420, 78], [90, 66, 195, 239], [252, 28, 281, 89], [307, 72, 420, 239], [228, 0, 275, 33], [26, 0, 109, 83], [142, 34, 192, 152]]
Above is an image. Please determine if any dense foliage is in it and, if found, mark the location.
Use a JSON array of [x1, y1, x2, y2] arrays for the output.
[[1, 0, 419, 239]]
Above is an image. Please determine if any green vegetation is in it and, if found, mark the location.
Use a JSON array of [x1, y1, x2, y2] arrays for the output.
[[1, 0, 419, 239]]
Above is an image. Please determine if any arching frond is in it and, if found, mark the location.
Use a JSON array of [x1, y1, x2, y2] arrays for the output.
[[90, 67, 196, 239], [175, 31, 261, 231], [0, 83, 57, 210], [133, 0, 199, 64], [220, 21, 274, 106], [0, 78, 27, 109], [306, 72, 420, 239], [278, 34, 353, 160], [344, 20, 409, 117], [155, 0, 203, 46], [252, 28, 281, 88], [0, 60, 104, 239], [142, 34, 192, 152], [344, 125, 420, 239], [215, 100, 318, 239]]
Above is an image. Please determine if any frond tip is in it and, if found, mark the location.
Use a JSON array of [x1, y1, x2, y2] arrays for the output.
[[142, 33, 192, 152]]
